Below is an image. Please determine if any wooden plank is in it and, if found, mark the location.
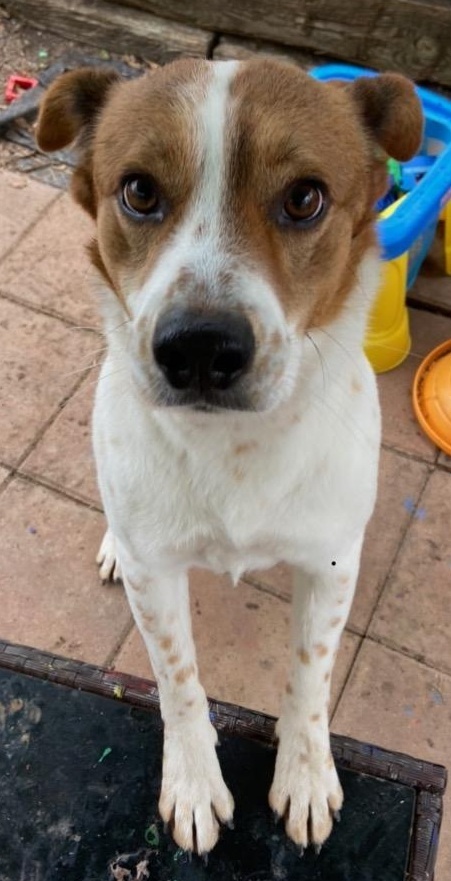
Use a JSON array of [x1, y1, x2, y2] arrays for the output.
[[4, 0, 213, 63], [107, 0, 451, 85], [213, 36, 329, 68]]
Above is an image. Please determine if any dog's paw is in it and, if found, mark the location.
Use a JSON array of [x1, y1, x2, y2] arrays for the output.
[[159, 721, 234, 854], [269, 720, 343, 849], [96, 529, 123, 583]]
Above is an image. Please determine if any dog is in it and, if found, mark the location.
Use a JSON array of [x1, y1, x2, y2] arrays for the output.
[[36, 58, 422, 856]]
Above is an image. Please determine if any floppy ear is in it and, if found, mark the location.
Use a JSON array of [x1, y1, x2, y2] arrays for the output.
[[348, 72, 423, 162], [36, 68, 120, 216]]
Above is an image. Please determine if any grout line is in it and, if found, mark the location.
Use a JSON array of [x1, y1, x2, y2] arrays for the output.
[[241, 573, 291, 603], [0, 188, 62, 269], [2, 467, 104, 513], [0, 287, 102, 336], [12, 369, 92, 468], [380, 441, 437, 469], [330, 633, 364, 719], [363, 632, 451, 679], [103, 615, 136, 669]]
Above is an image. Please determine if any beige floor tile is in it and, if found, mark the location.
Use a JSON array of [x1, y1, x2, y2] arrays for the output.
[[439, 451, 451, 471], [332, 640, 451, 881], [114, 569, 360, 717], [0, 477, 130, 664], [0, 192, 99, 327], [0, 171, 59, 262], [22, 371, 100, 505], [0, 297, 97, 465], [370, 469, 451, 673], [377, 308, 451, 461], [246, 449, 429, 634]]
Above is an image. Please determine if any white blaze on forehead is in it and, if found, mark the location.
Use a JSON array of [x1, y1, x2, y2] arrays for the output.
[[194, 61, 240, 235]]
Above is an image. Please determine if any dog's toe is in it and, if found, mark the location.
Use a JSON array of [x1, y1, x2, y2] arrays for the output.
[[96, 529, 123, 583]]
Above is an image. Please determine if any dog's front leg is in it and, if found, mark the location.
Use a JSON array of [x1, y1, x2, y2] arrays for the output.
[[122, 564, 234, 854], [269, 537, 363, 850]]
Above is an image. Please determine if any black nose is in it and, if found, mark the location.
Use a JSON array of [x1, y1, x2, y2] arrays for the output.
[[153, 308, 255, 392]]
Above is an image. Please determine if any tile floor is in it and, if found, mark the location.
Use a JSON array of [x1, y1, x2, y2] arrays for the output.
[[1, 169, 450, 878]]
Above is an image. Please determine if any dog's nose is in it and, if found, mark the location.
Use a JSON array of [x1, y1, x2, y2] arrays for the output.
[[153, 308, 255, 392]]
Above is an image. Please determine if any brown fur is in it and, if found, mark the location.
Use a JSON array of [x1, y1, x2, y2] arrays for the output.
[[36, 58, 422, 332]]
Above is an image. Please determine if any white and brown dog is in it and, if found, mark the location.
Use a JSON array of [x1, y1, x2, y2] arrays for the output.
[[37, 58, 422, 856]]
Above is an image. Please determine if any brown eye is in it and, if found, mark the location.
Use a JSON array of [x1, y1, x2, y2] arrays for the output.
[[121, 175, 160, 218], [283, 181, 326, 224]]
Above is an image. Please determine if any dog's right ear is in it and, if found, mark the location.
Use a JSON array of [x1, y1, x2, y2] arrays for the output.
[[36, 68, 120, 216]]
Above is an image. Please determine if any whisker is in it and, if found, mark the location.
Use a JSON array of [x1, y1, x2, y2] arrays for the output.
[[306, 332, 327, 394]]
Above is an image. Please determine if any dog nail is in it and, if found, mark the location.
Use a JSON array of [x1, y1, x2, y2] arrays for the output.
[[272, 810, 281, 823], [334, 810, 341, 822], [314, 844, 322, 856], [298, 846, 305, 858], [226, 819, 234, 830], [201, 853, 209, 867]]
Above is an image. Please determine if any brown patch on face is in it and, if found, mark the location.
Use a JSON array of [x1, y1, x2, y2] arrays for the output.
[[175, 663, 195, 685], [159, 635, 173, 652], [234, 441, 258, 455], [330, 617, 342, 628], [297, 648, 311, 664], [314, 644, 329, 658], [227, 60, 422, 331]]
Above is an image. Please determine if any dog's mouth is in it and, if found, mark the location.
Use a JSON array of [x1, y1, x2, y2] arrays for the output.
[[154, 385, 255, 413]]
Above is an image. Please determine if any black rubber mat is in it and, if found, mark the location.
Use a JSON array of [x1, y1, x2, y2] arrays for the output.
[[0, 669, 415, 881]]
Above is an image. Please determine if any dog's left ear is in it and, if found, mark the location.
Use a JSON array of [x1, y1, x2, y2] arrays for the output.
[[36, 67, 120, 216], [348, 72, 423, 162]]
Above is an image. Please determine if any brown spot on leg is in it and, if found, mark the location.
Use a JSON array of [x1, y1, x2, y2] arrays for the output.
[[233, 441, 258, 455], [351, 376, 362, 393], [185, 699, 195, 707], [324, 671, 331, 682], [168, 653, 179, 665], [314, 644, 328, 658], [310, 713, 320, 722], [338, 575, 350, 585], [297, 648, 311, 664], [139, 610, 156, 629], [337, 597, 346, 605], [285, 682, 293, 695], [299, 753, 308, 764], [175, 663, 195, 685], [159, 635, 173, 652], [330, 617, 342, 628]]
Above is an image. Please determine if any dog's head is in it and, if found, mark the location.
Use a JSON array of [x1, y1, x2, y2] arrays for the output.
[[37, 59, 422, 412]]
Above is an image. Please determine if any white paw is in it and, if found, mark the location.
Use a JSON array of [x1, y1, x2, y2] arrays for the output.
[[96, 529, 123, 583], [269, 718, 343, 849], [159, 720, 234, 854]]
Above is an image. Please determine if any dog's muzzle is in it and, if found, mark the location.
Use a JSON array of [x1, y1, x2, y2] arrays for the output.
[[152, 307, 255, 408]]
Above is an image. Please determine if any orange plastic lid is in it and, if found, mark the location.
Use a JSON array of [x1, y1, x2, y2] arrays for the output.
[[413, 340, 451, 456]]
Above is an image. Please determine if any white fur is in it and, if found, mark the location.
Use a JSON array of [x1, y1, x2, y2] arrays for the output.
[[92, 64, 382, 854]]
